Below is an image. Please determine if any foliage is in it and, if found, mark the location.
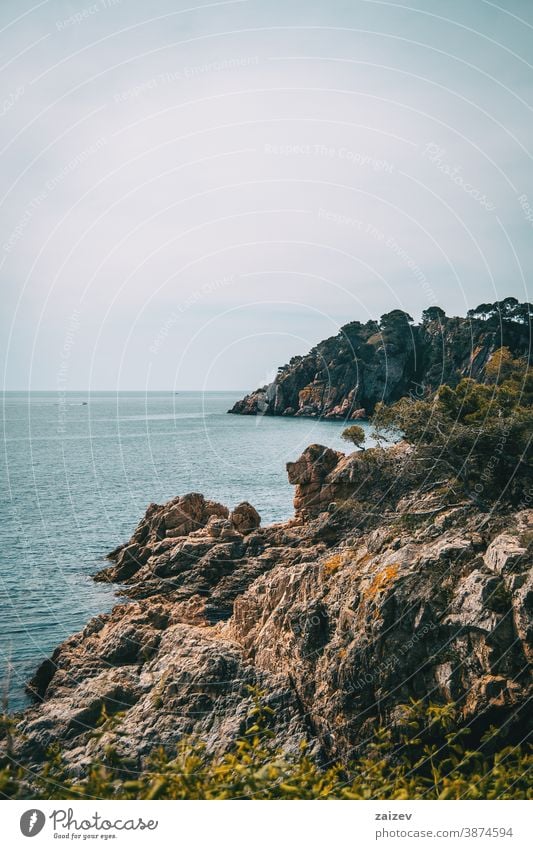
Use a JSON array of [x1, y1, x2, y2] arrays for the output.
[[380, 309, 414, 329], [422, 306, 446, 323], [484, 348, 533, 400], [467, 298, 532, 325], [0, 696, 530, 800], [373, 349, 532, 507], [342, 424, 366, 450]]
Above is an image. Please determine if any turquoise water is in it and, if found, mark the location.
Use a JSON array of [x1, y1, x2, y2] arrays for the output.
[[1, 391, 361, 711]]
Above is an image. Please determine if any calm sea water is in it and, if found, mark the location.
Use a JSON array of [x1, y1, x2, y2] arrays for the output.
[[1, 391, 361, 711]]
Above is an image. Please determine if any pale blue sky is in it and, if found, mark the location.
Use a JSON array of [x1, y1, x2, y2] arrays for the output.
[[1, 0, 532, 390]]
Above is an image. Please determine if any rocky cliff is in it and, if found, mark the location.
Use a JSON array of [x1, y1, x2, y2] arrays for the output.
[[229, 302, 532, 419], [11, 443, 532, 773]]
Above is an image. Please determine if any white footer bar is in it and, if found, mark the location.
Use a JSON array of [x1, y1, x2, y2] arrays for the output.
[[4, 799, 531, 849]]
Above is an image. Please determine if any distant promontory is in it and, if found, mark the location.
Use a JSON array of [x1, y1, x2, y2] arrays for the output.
[[229, 298, 532, 419]]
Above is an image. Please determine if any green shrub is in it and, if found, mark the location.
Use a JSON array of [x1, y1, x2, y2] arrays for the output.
[[1, 695, 530, 800], [372, 354, 533, 507]]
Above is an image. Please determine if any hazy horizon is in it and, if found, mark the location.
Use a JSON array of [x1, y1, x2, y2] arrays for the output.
[[1, 0, 532, 391], [2, 387, 248, 393]]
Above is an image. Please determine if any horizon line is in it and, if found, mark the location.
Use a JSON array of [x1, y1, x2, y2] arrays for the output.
[[1, 388, 250, 393]]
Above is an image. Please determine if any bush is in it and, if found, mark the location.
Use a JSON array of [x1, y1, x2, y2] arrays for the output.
[[372, 352, 532, 507], [1, 696, 530, 800], [342, 425, 366, 450]]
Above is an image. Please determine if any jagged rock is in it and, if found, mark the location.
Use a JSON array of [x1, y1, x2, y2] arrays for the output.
[[10, 450, 532, 775], [484, 533, 527, 574], [286, 441, 411, 518], [229, 502, 261, 535], [206, 516, 226, 538], [98, 495, 230, 583]]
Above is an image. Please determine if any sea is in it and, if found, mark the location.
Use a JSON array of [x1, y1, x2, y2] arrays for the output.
[[0, 391, 369, 711]]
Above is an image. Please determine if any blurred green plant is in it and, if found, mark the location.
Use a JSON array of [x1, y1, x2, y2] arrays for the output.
[[1, 691, 530, 800]]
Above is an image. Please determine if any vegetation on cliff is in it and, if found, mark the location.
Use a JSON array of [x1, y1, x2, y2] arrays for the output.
[[1, 695, 530, 800], [342, 424, 366, 450], [229, 299, 532, 419], [372, 347, 533, 508]]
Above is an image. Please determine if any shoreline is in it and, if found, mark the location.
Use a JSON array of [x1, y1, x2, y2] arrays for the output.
[[6, 439, 530, 783]]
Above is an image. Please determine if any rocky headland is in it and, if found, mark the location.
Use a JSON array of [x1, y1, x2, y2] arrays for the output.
[[229, 300, 532, 419]]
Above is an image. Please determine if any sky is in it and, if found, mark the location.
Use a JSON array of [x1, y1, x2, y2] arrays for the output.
[[1, 0, 532, 391]]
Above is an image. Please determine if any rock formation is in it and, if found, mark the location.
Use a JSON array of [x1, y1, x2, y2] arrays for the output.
[[229, 303, 532, 419], [10, 443, 531, 774]]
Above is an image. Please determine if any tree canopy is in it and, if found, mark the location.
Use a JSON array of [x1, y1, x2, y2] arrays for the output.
[[379, 310, 414, 330], [467, 298, 532, 325], [422, 306, 446, 323]]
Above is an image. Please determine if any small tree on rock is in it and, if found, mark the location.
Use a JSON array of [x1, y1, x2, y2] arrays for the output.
[[342, 425, 366, 450]]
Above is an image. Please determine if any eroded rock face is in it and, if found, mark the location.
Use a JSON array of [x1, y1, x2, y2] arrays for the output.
[[11, 446, 533, 773], [99, 494, 230, 583], [287, 441, 412, 518]]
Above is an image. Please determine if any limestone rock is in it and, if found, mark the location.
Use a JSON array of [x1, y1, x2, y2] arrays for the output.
[[484, 533, 527, 574]]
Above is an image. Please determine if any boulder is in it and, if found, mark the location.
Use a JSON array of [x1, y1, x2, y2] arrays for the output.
[[229, 502, 261, 535]]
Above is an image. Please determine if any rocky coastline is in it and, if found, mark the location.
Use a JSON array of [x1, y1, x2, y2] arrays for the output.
[[4, 299, 531, 788], [9, 440, 531, 774]]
